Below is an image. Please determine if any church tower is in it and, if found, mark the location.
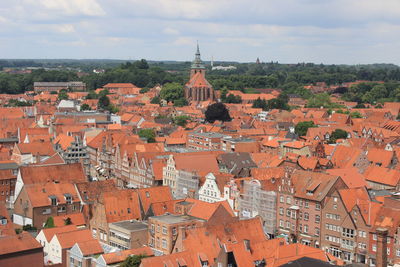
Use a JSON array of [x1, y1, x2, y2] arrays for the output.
[[190, 43, 206, 79], [184, 43, 215, 102]]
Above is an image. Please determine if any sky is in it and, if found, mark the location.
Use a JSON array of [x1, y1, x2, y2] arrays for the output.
[[1, 0, 400, 64]]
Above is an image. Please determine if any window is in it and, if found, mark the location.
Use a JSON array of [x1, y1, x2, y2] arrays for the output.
[[372, 245, 377, 252], [286, 209, 291, 217], [315, 203, 320, 211], [315, 215, 320, 224], [64, 194, 72, 204], [162, 226, 167, 234], [162, 239, 167, 249], [333, 204, 337, 210], [286, 197, 291, 204], [315, 227, 320, 237], [280, 196, 284, 203], [127, 208, 131, 214], [304, 212, 309, 221], [279, 208, 284, 215], [151, 224, 155, 233], [373, 234, 377, 240], [342, 228, 355, 238], [286, 221, 290, 229], [279, 220, 284, 227], [304, 225, 308, 233], [49, 196, 57, 206], [396, 249, 400, 257]]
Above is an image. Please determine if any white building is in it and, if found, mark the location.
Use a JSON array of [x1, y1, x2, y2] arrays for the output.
[[36, 225, 78, 264], [198, 173, 225, 203]]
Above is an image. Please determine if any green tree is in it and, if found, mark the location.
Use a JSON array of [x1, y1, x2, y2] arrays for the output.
[[329, 129, 348, 143], [252, 97, 268, 110], [350, 111, 362, 118], [138, 129, 156, 143], [64, 217, 72, 225], [205, 103, 231, 123], [160, 82, 184, 103], [174, 115, 190, 127], [173, 98, 188, 107], [98, 95, 111, 110], [58, 89, 69, 101], [120, 254, 150, 267], [140, 87, 150, 94], [86, 90, 98, 99], [224, 94, 242, 104], [295, 121, 316, 136], [44, 217, 55, 228], [306, 93, 335, 108], [80, 103, 91, 111], [150, 96, 161, 104]]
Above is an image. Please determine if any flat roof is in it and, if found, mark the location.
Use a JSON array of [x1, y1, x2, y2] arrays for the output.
[[150, 213, 202, 224], [109, 220, 148, 232]]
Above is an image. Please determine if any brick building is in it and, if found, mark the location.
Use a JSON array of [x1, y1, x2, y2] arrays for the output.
[[184, 44, 215, 102], [34, 81, 86, 93]]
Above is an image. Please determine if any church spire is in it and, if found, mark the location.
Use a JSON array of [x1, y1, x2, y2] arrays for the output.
[[191, 42, 205, 70]]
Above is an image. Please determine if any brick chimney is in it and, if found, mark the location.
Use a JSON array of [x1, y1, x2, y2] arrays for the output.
[[376, 227, 388, 267]]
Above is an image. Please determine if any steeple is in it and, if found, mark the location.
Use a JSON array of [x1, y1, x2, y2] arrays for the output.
[[191, 42, 205, 70]]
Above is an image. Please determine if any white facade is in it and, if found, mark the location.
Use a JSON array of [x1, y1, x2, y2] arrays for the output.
[[48, 235, 63, 264], [198, 173, 224, 203], [12, 213, 32, 226], [162, 155, 178, 196], [36, 230, 51, 264]]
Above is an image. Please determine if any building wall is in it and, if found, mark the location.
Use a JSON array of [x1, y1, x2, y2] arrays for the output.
[[239, 179, 276, 236], [148, 217, 203, 255], [198, 174, 224, 203], [0, 248, 44, 267]]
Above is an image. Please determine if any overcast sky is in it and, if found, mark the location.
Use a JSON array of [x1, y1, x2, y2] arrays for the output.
[[1, 0, 400, 64]]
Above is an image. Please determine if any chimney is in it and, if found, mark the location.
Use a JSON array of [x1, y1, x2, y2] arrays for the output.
[[376, 227, 388, 267]]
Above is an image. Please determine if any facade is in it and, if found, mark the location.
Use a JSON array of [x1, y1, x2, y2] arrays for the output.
[[108, 220, 148, 250], [148, 213, 204, 255], [221, 137, 260, 153], [0, 169, 16, 203], [34, 81, 86, 93], [56, 135, 90, 176], [13, 183, 81, 229], [198, 173, 226, 203], [276, 170, 347, 248], [187, 131, 226, 151], [184, 44, 215, 102], [321, 188, 370, 264], [239, 178, 277, 236], [67, 240, 103, 267]]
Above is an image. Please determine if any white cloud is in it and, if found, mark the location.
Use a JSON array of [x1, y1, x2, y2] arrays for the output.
[[37, 0, 105, 16], [163, 27, 180, 35]]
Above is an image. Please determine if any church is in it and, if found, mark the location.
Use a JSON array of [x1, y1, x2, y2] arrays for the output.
[[184, 44, 215, 102]]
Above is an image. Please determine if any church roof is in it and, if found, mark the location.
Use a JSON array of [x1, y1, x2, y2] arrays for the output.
[[186, 71, 212, 88]]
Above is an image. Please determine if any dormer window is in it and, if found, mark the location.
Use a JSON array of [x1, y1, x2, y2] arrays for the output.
[[64, 194, 72, 204], [49, 195, 57, 206]]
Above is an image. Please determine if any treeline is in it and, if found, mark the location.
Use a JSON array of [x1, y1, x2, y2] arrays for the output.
[[1, 59, 400, 102], [342, 81, 400, 104]]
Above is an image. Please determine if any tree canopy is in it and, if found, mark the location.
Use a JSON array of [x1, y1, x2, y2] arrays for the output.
[[160, 82, 184, 103], [205, 103, 232, 123], [138, 129, 156, 143], [295, 121, 316, 136], [120, 254, 150, 267]]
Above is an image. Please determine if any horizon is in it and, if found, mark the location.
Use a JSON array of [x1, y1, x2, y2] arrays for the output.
[[1, 57, 399, 67], [1, 1, 400, 65]]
